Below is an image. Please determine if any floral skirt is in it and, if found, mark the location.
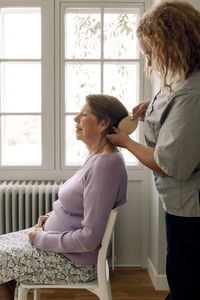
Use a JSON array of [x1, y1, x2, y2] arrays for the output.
[[0, 228, 97, 295]]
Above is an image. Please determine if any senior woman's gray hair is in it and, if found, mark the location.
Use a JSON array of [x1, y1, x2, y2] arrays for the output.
[[86, 94, 128, 134]]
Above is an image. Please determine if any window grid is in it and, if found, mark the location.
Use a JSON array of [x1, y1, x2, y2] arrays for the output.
[[0, 0, 55, 172], [0, 7, 42, 166], [0, 0, 146, 178], [63, 4, 142, 166]]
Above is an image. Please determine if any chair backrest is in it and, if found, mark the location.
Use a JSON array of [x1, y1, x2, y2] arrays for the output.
[[97, 208, 118, 283]]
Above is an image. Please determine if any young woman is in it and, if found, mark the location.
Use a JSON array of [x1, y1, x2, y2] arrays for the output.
[[107, 1, 200, 299]]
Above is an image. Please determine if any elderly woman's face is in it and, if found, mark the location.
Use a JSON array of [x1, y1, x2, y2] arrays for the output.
[[74, 103, 103, 144]]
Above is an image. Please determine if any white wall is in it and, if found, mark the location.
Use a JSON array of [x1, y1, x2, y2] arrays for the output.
[[184, 0, 200, 11]]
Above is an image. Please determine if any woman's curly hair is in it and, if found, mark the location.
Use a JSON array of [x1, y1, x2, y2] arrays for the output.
[[136, 1, 200, 90]]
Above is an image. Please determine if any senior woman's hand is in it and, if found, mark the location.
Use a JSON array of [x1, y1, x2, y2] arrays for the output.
[[107, 127, 131, 148], [28, 227, 43, 245], [34, 215, 49, 229]]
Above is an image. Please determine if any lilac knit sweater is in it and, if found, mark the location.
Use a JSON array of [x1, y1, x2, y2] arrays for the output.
[[34, 152, 127, 265]]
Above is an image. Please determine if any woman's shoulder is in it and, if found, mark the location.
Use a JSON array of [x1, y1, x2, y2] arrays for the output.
[[90, 151, 126, 172], [95, 151, 125, 164], [91, 152, 127, 183], [81, 152, 127, 186], [178, 66, 200, 95]]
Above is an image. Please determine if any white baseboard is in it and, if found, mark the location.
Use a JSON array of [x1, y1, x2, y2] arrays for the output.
[[147, 258, 169, 291]]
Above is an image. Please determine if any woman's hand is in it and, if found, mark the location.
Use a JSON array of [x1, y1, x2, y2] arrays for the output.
[[132, 101, 150, 120], [34, 215, 48, 229], [28, 227, 43, 245], [107, 127, 131, 148]]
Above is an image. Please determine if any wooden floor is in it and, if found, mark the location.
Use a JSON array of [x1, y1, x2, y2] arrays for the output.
[[28, 267, 169, 300]]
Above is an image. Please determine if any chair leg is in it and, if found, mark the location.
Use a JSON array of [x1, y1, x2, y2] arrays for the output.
[[34, 288, 40, 300], [97, 282, 112, 300], [18, 286, 29, 300], [107, 282, 112, 300]]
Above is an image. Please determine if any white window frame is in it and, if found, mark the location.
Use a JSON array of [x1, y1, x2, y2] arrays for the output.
[[0, 0, 54, 172], [0, 0, 151, 180], [55, 0, 147, 171]]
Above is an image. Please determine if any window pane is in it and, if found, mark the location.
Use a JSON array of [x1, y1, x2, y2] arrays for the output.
[[1, 116, 41, 165], [65, 8, 101, 59], [65, 63, 101, 112], [65, 115, 88, 165], [0, 8, 41, 59], [104, 8, 139, 59], [1, 62, 41, 113], [103, 63, 139, 111], [64, 5, 141, 166]]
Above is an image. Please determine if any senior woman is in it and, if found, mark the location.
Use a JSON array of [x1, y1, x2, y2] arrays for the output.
[[0, 94, 128, 300], [107, 1, 200, 300]]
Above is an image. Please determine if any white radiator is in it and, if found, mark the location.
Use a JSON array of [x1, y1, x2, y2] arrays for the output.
[[0, 181, 62, 235]]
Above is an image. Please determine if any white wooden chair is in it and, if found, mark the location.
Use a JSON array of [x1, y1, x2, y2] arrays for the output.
[[17, 208, 118, 300]]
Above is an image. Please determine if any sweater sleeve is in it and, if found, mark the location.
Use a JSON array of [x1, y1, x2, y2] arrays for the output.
[[34, 156, 126, 253]]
